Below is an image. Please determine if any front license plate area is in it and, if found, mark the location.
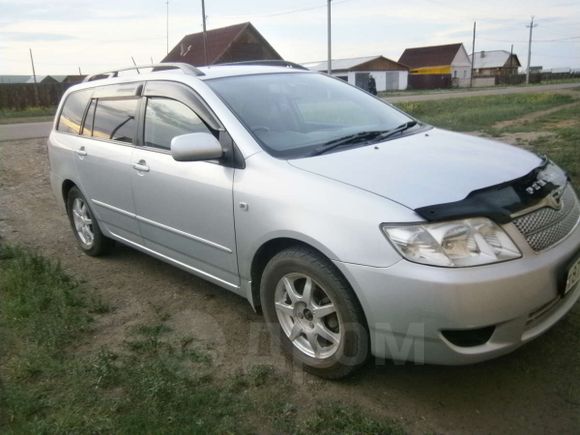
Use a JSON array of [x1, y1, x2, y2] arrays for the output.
[[563, 255, 580, 296]]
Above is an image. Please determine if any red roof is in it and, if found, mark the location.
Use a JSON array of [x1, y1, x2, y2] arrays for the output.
[[162, 22, 282, 66], [398, 43, 464, 68]]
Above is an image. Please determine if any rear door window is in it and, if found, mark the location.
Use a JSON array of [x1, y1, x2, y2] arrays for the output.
[[143, 97, 211, 150], [92, 98, 139, 144], [57, 89, 91, 134]]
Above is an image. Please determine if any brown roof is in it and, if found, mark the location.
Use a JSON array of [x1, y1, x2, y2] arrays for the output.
[[398, 43, 464, 68], [162, 22, 282, 66]]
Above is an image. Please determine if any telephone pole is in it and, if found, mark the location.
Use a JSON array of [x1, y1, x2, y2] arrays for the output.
[[29, 48, 37, 85], [201, 0, 208, 66], [29, 48, 39, 105], [166, 0, 169, 54], [526, 16, 538, 85], [470, 21, 476, 87], [327, 0, 332, 74]]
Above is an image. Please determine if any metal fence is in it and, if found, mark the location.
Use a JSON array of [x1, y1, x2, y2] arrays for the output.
[[407, 74, 452, 90], [0, 83, 73, 110]]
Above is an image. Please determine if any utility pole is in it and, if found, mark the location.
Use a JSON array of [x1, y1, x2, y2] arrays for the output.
[[526, 16, 538, 85], [29, 48, 39, 105], [470, 21, 476, 87], [166, 0, 169, 54], [201, 0, 208, 66], [29, 48, 37, 84], [327, 0, 332, 74], [78, 67, 82, 76]]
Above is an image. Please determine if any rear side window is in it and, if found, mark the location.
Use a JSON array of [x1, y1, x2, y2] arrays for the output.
[[144, 97, 210, 150], [57, 90, 91, 134], [92, 98, 138, 143]]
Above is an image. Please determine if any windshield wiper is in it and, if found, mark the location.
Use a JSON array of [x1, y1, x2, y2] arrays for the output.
[[374, 120, 418, 142], [310, 130, 388, 156], [309, 122, 419, 157]]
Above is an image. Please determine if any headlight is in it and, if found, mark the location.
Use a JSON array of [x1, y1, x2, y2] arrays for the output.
[[381, 218, 521, 267]]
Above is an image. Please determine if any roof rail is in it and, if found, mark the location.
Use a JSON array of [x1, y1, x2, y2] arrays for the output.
[[216, 60, 309, 70], [83, 63, 204, 82]]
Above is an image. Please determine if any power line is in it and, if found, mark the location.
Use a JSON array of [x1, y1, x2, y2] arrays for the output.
[[219, 0, 352, 19], [479, 36, 580, 43]]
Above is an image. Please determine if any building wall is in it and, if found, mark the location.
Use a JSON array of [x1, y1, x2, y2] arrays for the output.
[[410, 65, 452, 75], [450, 48, 472, 87], [472, 77, 495, 87], [343, 70, 407, 91]]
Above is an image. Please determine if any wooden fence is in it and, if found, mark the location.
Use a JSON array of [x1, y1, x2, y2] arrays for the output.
[[0, 83, 73, 110]]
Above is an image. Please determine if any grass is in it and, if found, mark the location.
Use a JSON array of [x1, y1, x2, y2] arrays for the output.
[[0, 244, 405, 434], [486, 102, 580, 189], [395, 93, 573, 131], [0, 107, 56, 124]]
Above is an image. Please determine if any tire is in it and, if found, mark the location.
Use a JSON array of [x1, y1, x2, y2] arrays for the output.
[[66, 186, 113, 256], [261, 246, 369, 379]]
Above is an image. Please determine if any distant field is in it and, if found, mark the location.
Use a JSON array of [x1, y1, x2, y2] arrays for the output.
[[395, 93, 573, 131], [396, 92, 580, 189], [0, 106, 56, 124]]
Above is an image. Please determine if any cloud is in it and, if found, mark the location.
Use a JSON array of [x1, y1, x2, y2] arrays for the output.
[[1, 0, 579, 74], [1, 32, 77, 42]]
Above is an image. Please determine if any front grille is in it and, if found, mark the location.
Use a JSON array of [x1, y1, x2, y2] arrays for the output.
[[513, 185, 580, 251]]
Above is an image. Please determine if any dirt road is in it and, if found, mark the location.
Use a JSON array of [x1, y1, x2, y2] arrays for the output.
[[1, 137, 578, 434], [0, 121, 52, 141]]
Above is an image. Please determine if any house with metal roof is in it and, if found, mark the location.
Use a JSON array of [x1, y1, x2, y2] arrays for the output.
[[398, 43, 472, 88], [162, 22, 282, 66], [470, 50, 521, 77], [303, 55, 409, 91]]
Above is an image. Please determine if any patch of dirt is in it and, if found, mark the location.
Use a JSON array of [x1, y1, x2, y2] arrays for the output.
[[494, 131, 556, 147], [1, 138, 579, 434], [493, 99, 580, 130]]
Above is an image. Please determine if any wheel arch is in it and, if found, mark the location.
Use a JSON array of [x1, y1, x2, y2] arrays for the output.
[[61, 179, 77, 203], [249, 237, 367, 327]]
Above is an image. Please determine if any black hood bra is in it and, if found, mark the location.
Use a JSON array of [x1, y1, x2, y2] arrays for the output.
[[415, 157, 570, 224]]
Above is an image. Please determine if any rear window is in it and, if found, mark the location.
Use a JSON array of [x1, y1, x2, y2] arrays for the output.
[[92, 98, 139, 144], [57, 90, 91, 134]]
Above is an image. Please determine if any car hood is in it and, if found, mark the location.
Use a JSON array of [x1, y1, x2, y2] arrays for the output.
[[288, 128, 543, 210]]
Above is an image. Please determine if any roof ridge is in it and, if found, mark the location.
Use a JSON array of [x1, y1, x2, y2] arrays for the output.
[[183, 21, 249, 39]]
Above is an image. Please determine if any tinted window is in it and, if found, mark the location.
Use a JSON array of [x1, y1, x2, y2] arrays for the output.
[[207, 73, 413, 158], [81, 99, 96, 137], [92, 98, 138, 143], [57, 90, 91, 134], [144, 98, 210, 150]]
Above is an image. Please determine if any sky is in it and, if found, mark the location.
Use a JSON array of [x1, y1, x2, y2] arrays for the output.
[[1, 0, 579, 76]]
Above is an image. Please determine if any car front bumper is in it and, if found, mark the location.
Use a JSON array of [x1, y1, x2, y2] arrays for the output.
[[334, 222, 580, 365]]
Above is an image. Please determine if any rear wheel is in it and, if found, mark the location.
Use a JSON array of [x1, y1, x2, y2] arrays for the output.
[[261, 247, 369, 379], [66, 186, 113, 256]]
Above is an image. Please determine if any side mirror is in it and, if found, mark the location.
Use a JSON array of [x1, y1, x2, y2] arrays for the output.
[[170, 132, 223, 162]]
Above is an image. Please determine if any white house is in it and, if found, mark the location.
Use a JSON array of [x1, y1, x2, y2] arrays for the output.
[[303, 55, 409, 92]]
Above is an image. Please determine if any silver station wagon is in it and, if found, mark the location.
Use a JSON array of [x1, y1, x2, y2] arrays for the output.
[[48, 61, 580, 378]]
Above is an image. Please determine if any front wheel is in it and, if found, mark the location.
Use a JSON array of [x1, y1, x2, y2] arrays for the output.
[[261, 247, 369, 379]]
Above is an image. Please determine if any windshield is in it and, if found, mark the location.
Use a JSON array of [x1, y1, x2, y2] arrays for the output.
[[206, 72, 416, 158]]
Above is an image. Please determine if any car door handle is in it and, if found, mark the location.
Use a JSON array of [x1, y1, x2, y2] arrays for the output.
[[76, 146, 87, 157], [132, 160, 150, 172]]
